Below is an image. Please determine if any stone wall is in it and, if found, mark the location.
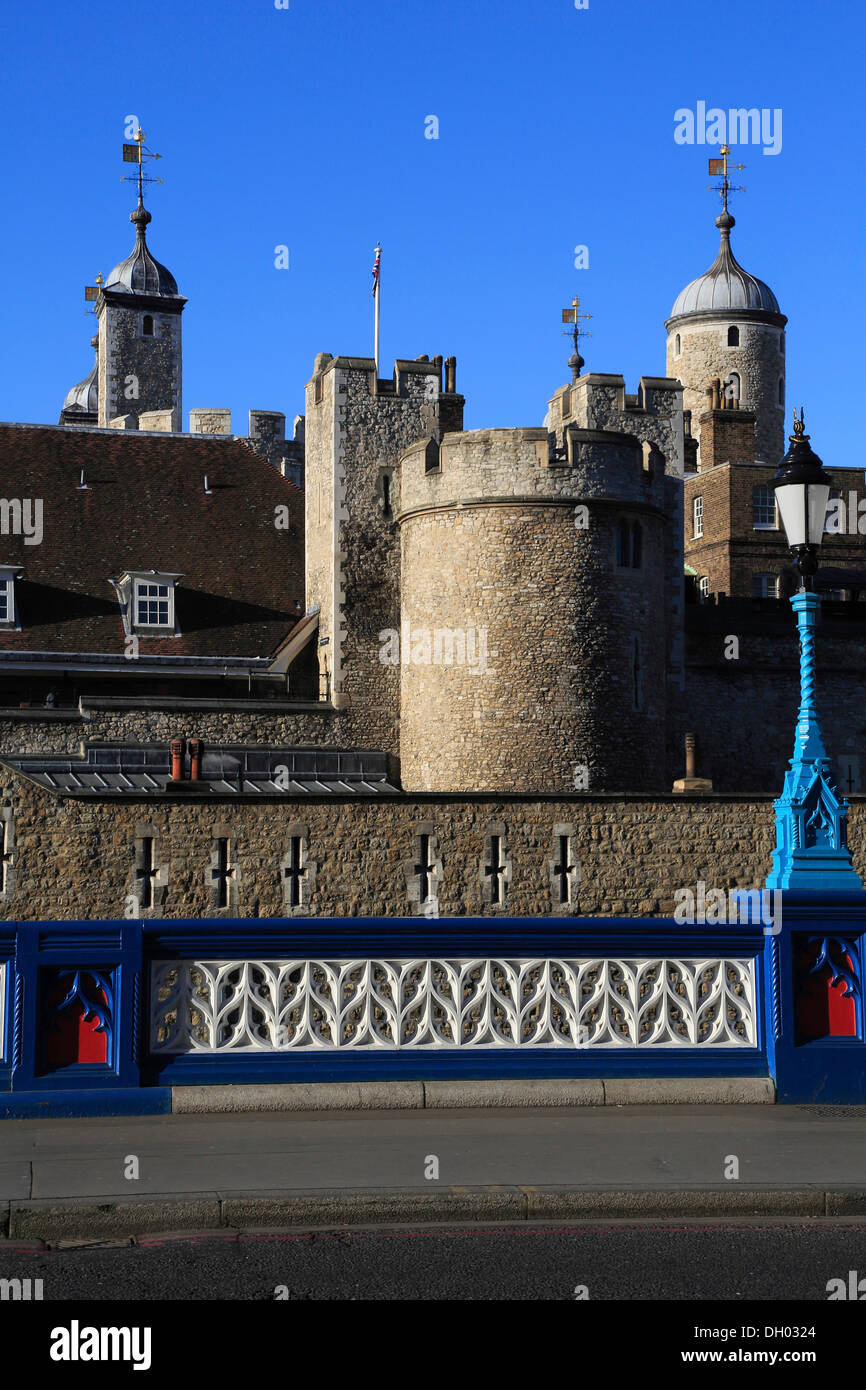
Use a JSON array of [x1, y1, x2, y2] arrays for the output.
[[97, 297, 183, 428], [303, 354, 463, 751], [4, 775, 866, 921], [0, 700, 342, 757], [398, 427, 667, 793], [667, 314, 785, 466]]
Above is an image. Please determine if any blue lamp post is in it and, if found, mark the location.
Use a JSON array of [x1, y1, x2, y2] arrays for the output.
[[766, 410, 862, 890]]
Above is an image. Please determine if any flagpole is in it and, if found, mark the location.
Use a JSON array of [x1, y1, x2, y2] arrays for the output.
[[373, 243, 381, 378]]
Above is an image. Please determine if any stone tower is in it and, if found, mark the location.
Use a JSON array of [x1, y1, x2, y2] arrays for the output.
[[94, 196, 186, 428], [303, 352, 463, 753], [397, 370, 683, 795], [666, 208, 786, 466], [59, 334, 99, 426]]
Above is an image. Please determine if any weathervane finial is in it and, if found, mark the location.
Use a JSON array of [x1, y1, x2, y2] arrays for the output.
[[561, 296, 592, 382], [707, 142, 746, 216], [121, 125, 163, 209]]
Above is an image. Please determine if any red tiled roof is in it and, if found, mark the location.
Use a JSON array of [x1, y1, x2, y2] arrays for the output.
[[0, 424, 304, 659]]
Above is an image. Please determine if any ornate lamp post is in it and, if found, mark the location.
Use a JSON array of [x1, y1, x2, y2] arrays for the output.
[[766, 410, 862, 890]]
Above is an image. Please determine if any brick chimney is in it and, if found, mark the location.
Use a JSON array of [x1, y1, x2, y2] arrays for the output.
[[698, 404, 756, 472]]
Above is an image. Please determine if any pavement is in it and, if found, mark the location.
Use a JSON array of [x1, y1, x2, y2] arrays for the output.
[[2, 1102, 866, 1240]]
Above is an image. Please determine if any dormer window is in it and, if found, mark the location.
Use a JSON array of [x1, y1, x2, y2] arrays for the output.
[[111, 570, 182, 637], [136, 579, 172, 626], [0, 567, 22, 630]]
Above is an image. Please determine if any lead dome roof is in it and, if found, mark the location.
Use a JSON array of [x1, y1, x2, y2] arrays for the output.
[[670, 211, 780, 318]]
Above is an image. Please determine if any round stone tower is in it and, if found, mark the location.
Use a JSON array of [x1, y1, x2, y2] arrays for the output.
[[666, 208, 786, 464], [396, 426, 667, 794]]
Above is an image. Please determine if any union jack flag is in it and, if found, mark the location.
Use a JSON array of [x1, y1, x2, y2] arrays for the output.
[[372, 244, 381, 298]]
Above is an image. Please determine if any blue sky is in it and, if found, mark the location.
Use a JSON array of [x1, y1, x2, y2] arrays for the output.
[[1, 0, 862, 464]]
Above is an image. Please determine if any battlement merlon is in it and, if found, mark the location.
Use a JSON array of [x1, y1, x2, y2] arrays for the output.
[[548, 373, 685, 477], [306, 353, 464, 404]]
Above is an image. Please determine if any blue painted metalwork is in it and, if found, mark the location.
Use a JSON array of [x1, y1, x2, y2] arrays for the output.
[[1, 903, 864, 1111], [52, 968, 114, 1044], [806, 937, 860, 1000], [10, 921, 142, 1093], [762, 892, 866, 1103], [767, 591, 862, 892]]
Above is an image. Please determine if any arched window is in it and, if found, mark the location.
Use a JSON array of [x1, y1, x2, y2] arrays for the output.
[[616, 520, 629, 567], [630, 522, 642, 569], [142, 315, 154, 337], [674, 333, 681, 355], [778, 378, 784, 404], [752, 484, 776, 529], [779, 335, 785, 356], [725, 371, 741, 405], [727, 325, 739, 347]]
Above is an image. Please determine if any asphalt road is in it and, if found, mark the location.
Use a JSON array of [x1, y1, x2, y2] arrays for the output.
[[2, 1220, 866, 1300], [3, 1104, 866, 1200]]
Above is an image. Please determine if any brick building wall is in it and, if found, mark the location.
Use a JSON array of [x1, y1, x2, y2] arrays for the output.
[[686, 464, 866, 598]]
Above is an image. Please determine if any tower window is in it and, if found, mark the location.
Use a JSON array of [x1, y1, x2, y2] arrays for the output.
[[779, 378, 784, 404], [675, 333, 681, 355], [752, 484, 777, 530], [724, 371, 740, 406], [753, 573, 779, 599], [630, 522, 642, 569], [727, 326, 740, 347], [616, 519, 629, 566], [381, 472, 392, 517], [142, 315, 154, 337], [692, 495, 703, 539], [632, 637, 643, 711], [780, 335, 785, 356]]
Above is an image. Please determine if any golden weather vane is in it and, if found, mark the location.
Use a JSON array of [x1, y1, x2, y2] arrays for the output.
[[121, 127, 163, 203], [707, 143, 746, 213], [83, 271, 104, 311]]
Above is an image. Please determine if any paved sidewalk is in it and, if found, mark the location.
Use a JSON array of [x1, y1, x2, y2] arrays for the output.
[[2, 1103, 866, 1239]]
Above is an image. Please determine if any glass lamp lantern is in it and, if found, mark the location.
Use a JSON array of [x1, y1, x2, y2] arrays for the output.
[[771, 409, 833, 587]]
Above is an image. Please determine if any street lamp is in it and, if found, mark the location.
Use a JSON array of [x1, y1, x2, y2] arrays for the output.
[[766, 410, 862, 890], [771, 409, 833, 590]]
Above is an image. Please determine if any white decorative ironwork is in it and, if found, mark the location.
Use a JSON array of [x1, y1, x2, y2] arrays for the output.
[[150, 956, 757, 1052]]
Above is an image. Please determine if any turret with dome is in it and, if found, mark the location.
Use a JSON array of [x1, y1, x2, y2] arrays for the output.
[[59, 130, 185, 430], [666, 154, 786, 467]]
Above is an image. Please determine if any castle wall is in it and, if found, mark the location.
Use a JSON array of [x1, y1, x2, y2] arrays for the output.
[[304, 355, 463, 753], [4, 764, 866, 920], [398, 427, 667, 793]]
